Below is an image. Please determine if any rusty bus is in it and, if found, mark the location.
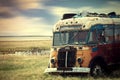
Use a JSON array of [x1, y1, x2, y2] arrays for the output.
[[45, 12, 120, 76]]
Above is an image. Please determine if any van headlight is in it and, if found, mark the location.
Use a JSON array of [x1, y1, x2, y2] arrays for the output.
[[50, 57, 56, 64], [77, 57, 83, 64]]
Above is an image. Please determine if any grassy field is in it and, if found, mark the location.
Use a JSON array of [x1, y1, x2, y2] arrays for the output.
[[0, 40, 120, 80], [0, 54, 120, 80], [0, 40, 51, 54]]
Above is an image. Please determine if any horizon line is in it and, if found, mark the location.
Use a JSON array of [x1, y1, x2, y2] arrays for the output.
[[0, 35, 52, 37]]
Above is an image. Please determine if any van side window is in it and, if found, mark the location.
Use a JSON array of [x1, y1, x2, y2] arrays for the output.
[[115, 25, 120, 42], [105, 25, 114, 43], [97, 29, 105, 43]]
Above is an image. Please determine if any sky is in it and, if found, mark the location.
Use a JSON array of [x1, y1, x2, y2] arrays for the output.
[[0, 0, 120, 36]]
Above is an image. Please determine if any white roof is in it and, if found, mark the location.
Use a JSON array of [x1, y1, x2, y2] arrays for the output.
[[53, 17, 120, 32]]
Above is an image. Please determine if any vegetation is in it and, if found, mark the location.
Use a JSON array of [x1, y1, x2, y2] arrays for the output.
[[0, 54, 120, 80], [0, 40, 120, 80], [0, 40, 51, 54]]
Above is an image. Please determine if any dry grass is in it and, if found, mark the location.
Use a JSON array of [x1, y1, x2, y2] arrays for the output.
[[0, 40, 52, 53], [0, 54, 120, 80], [0, 40, 120, 80], [0, 54, 50, 80]]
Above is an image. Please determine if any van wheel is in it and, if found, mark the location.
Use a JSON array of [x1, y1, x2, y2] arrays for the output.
[[90, 60, 107, 77]]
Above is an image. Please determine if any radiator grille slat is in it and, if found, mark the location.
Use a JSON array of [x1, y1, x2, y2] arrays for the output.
[[57, 46, 76, 68]]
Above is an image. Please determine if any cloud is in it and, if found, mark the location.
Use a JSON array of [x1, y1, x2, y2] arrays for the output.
[[0, 7, 17, 18], [50, 2, 120, 19], [0, 0, 119, 36], [107, 1, 120, 5], [0, 0, 52, 36], [14, 0, 41, 10], [21, 8, 57, 24], [0, 0, 44, 18], [0, 16, 52, 36], [50, 6, 94, 19]]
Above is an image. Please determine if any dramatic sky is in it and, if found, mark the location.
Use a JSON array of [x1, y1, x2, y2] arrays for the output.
[[0, 0, 120, 36]]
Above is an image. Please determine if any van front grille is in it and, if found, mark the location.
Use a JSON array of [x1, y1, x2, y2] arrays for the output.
[[57, 46, 76, 68]]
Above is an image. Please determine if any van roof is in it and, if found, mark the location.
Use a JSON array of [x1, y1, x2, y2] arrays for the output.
[[53, 17, 120, 32]]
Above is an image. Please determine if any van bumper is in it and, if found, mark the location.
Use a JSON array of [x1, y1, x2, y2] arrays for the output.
[[44, 67, 90, 73]]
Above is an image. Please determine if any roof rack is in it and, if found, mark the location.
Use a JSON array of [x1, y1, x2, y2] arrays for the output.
[[74, 12, 120, 18], [62, 13, 77, 20], [62, 12, 120, 19]]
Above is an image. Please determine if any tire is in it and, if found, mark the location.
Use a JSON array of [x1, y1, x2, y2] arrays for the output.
[[90, 59, 107, 77]]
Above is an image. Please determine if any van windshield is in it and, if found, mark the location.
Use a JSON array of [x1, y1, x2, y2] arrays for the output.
[[53, 30, 88, 46]]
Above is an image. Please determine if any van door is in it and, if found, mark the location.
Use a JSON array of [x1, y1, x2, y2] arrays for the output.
[[104, 25, 116, 64], [96, 25, 112, 64], [114, 25, 120, 63]]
